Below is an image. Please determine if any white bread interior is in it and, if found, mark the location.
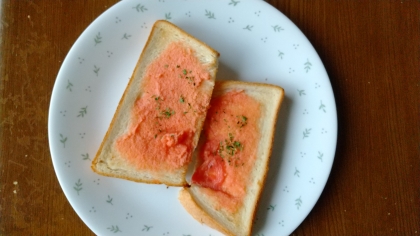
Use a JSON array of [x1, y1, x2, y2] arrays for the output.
[[179, 80, 284, 235], [91, 20, 219, 186]]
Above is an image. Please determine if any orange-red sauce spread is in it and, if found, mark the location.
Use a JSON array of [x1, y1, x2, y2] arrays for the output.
[[115, 42, 212, 172], [191, 90, 261, 212]]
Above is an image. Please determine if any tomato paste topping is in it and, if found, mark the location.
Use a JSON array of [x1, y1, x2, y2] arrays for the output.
[[191, 90, 261, 212], [116, 42, 212, 172]]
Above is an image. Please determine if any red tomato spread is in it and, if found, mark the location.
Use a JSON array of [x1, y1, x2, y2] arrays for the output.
[[191, 90, 261, 212], [116, 42, 212, 172]]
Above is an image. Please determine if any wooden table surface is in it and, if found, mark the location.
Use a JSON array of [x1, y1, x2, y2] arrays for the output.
[[1, 0, 419, 235]]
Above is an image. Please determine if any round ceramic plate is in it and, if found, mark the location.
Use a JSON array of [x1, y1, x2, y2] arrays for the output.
[[48, 0, 337, 235]]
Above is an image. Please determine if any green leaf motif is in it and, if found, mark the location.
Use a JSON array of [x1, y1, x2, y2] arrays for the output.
[[132, 4, 147, 12], [93, 65, 100, 76], [82, 153, 90, 160], [66, 80, 73, 92], [74, 179, 83, 195], [304, 59, 312, 73], [228, 0, 240, 6], [295, 196, 303, 209], [278, 50, 284, 59], [77, 106, 88, 117], [294, 167, 300, 177], [297, 89, 306, 96], [59, 133, 67, 148], [121, 33, 131, 40], [318, 151, 324, 162], [106, 195, 113, 205], [272, 25, 284, 32], [205, 10, 216, 19], [303, 128, 311, 139], [267, 204, 276, 212], [319, 101, 326, 113], [107, 225, 122, 233], [243, 25, 253, 31], [142, 225, 152, 231], [165, 12, 172, 20], [94, 32, 102, 46]]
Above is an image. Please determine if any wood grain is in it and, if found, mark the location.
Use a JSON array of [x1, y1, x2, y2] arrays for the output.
[[1, 0, 419, 235]]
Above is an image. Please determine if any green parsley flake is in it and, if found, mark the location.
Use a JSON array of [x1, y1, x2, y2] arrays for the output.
[[218, 141, 224, 158], [217, 133, 244, 159], [161, 108, 175, 118], [233, 141, 243, 150], [226, 144, 235, 155], [237, 115, 248, 127]]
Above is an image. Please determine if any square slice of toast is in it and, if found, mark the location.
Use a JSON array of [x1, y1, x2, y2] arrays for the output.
[[179, 80, 284, 235], [91, 20, 219, 186]]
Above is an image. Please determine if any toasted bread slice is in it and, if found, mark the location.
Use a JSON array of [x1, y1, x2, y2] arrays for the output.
[[179, 80, 284, 235], [91, 20, 219, 186]]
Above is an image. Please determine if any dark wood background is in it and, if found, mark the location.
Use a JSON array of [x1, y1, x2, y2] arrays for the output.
[[1, 1, 419, 235]]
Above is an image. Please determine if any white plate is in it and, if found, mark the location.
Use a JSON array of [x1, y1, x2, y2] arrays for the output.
[[48, 0, 337, 235]]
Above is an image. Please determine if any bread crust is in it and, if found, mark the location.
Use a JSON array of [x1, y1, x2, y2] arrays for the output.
[[91, 20, 219, 186], [179, 80, 284, 235], [179, 188, 233, 236]]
